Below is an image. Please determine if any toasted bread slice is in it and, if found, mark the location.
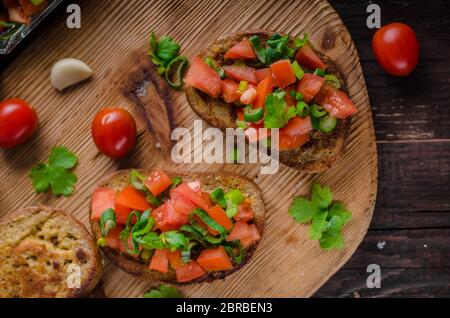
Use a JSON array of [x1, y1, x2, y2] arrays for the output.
[[0, 206, 102, 298], [185, 30, 351, 173], [90, 169, 265, 284]]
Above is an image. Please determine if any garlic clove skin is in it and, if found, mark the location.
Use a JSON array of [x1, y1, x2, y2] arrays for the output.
[[51, 58, 93, 91]]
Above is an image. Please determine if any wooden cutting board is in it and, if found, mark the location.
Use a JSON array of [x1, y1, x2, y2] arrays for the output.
[[0, 0, 377, 297]]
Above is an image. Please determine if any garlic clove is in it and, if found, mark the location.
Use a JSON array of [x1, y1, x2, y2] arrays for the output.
[[50, 58, 93, 91]]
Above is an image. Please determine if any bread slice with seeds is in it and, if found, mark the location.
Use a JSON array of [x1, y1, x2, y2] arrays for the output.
[[0, 206, 102, 298]]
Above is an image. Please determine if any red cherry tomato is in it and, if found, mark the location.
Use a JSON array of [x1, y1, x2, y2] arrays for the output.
[[91, 107, 136, 158], [372, 22, 419, 76], [0, 98, 38, 148]]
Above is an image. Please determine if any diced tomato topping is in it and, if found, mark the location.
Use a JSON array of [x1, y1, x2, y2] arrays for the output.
[[284, 85, 298, 106], [295, 73, 325, 103], [7, 5, 29, 24], [295, 44, 326, 70], [280, 116, 313, 137], [170, 183, 210, 211], [173, 196, 197, 215], [144, 169, 172, 196], [103, 226, 140, 257], [115, 203, 133, 225], [255, 68, 272, 83], [116, 186, 151, 211], [187, 180, 201, 192], [154, 200, 189, 232], [224, 38, 256, 60], [149, 249, 169, 273], [270, 59, 296, 88], [175, 261, 206, 283], [223, 65, 258, 85], [234, 199, 254, 222], [240, 224, 261, 248], [254, 75, 273, 108], [184, 56, 222, 97], [19, 0, 47, 16], [221, 78, 240, 103], [227, 221, 261, 248], [91, 187, 117, 221], [314, 84, 357, 119], [197, 246, 233, 271], [207, 205, 234, 232], [278, 133, 310, 151], [168, 250, 184, 270]]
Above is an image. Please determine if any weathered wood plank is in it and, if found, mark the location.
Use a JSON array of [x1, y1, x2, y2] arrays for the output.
[[329, 0, 450, 141], [314, 267, 450, 298]]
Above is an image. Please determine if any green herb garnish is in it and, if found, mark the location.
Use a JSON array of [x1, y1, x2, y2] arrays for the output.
[[291, 61, 304, 80], [210, 188, 227, 208], [99, 208, 116, 237], [165, 56, 188, 89], [144, 284, 182, 298], [29, 146, 78, 196], [288, 183, 352, 250], [264, 91, 297, 128]]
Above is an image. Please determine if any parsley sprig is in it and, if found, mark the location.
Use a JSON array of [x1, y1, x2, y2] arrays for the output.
[[264, 91, 297, 128], [29, 146, 78, 196], [143, 284, 182, 298], [289, 183, 352, 250]]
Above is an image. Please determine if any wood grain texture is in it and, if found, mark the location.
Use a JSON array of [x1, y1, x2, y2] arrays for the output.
[[0, 0, 376, 297]]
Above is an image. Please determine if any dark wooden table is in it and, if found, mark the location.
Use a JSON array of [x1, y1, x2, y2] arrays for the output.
[[315, 0, 450, 297], [1, 0, 449, 298]]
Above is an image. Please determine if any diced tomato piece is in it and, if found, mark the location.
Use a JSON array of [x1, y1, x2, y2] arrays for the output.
[[234, 199, 254, 222], [91, 187, 116, 221], [296, 73, 325, 103], [278, 133, 310, 151], [153, 204, 171, 231], [197, 246, 233, 271], [223, 65, 258, 85], [254, 75, 273, 108], [255, 68, 272, 83], [227, 221, 252, 242], [224, 38, 256, 60], [201, 191, 214, 209], [314, 84, 357, 119], [19, 0, 47, 16], [154, 200, 189, 232], [184, 56, 222, 97], [170, 183, 210, 211], [240, 224, 261, 248], [221, 78, 240, 103], [270, 59, 296, 88], [187, 180, 201, 192], [280, 116, 313, 137], [149, 249, 169, 273], [207, 205, 233, 232], [115, 203, 133, 225], [116, 186, 151, 211], [175, 261, 206, 283], [284, 85, 298, 106], [103, 226, 123, 250], [7, 5, 29, 24], [173, 197, 197, 215], [168, 250, 184, 270], [295, 44, 326, 70], [144, 169, 172, 196]]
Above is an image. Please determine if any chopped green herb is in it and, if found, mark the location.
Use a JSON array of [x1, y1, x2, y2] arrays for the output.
[[238, 80, 248, 92], [210, 188, 227, 208], [296, 101, 310, 118], [204, 57, 225, 79], [264, 91, 297, 128], [165, 56, 188, 89], [144, 284, 182, 298], [248, 35, 266, 64], [130, 170, 146, 191], [313, 68, 326, 77], [319, 115, 337, 133], [236, 120, 248, 130], [310, 104, 327, 118], [29, 146, 78, 196], [171, 176, 183, 188], [99, 208, 116, 237], [243, 106, 263, 122], [288, 183, 351, 250], [324, 74, 341, 89], [291, 61, 305, 80], [293, 33, 309, 49]]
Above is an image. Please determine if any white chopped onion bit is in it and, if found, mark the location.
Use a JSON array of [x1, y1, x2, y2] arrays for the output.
[[50, 58, 93, 91]]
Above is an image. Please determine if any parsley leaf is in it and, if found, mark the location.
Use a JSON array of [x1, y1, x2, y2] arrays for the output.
[[143, 284, 182, 298], [264, 92, 297, 128], [160, 231, 189, 251], [288, 182, 352, 250], [29, 146, 78, 196], [148, 32, 180, 71]]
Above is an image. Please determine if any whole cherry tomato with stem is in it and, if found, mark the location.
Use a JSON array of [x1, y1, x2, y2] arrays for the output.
[[0, 98, 38, 148], [91, 107, 137, 158], [372, 22, 419, 76]]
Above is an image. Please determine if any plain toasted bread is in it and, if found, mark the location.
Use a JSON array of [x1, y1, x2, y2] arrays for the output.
[[90, 169, 265, 284], [0, 206, 102, 298], [185, 30, 351, 173]]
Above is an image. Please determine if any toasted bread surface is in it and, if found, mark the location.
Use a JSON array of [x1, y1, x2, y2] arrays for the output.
[[90, 169, 265, 284], [185, 30, 351, 173], [0, 206, 102, 298]]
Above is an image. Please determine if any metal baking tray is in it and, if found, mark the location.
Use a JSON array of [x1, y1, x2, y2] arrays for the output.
[[0, 0, 63, 55]]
